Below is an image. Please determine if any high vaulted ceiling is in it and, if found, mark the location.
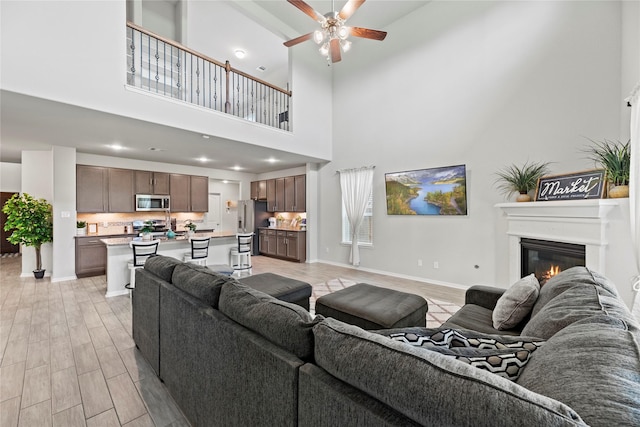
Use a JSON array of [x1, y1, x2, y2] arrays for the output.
[[0, 1, 429, 173]]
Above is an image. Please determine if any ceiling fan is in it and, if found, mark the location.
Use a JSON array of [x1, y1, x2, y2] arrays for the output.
[[283, 0, 387, 64]]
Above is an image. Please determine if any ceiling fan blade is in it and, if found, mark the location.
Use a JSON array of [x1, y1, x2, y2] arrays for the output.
[[338, 0, 366, 21], [349, 27, 387, 41], [287, 0, 325, 23], [330, 38, 342, 63], [284, 33, 313, 47]]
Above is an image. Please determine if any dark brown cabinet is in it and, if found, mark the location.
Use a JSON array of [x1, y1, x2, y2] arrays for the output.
[[75, 236, 107, 277], [284, 175, 306, 212], [135, 171, 169, 195], [251, 180, 267, 201], [170, 174, 190, 212], [190, 175, 209, 212], [259, 228, 305, 262], [77, 165, 108, 213], [108, 168, 135, 212], [262, 175, 305, 213]]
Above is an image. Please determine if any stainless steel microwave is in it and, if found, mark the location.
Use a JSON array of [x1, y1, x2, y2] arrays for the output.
[[135, 194, 170, 211]]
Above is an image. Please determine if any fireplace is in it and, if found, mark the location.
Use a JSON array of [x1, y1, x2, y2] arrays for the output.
[[521, 238, 585, 284]]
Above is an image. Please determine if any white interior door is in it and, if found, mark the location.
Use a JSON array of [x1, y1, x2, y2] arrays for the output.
[[207, 193, 221, 231]]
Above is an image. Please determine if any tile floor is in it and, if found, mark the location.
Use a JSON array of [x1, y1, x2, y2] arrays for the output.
[[1, 254, 464, 426]]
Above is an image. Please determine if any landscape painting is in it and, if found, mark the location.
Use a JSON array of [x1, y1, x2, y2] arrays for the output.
[[385, 165, 468, 216]]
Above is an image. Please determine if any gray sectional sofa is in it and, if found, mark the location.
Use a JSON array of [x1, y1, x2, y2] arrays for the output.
[[132, 256, 640, 426]]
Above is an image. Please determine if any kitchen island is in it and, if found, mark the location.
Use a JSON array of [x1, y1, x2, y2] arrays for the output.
[[101, 231, 236, 297]]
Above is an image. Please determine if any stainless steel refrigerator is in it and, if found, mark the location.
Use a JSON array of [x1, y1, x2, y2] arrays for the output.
[[237, 199, 270, 254]]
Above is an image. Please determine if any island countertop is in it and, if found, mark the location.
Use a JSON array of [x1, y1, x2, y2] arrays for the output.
[[100, 231, 236, 246]]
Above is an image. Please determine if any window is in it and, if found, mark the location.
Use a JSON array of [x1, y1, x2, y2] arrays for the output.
[[341, 190, 373, 245]]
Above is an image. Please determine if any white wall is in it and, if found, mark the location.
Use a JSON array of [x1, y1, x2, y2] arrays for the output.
[[0, 162, 21, 192], [52, 146, 77, 281], [318, 1, 637, 302]]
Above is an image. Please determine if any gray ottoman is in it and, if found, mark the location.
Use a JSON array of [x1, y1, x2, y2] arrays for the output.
[[315, 283, 428, 330], [238, 273, 312, 311]]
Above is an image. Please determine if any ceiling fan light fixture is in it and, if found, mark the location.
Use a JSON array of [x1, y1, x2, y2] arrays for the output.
[[337, 25, 349, 40], [313, 29, 325, 44], [319, 42, 330, 57], [340, 39, 352, 52]]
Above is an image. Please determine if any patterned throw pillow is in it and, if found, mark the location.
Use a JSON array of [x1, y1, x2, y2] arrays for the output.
[[388, 329, 544, 381], [492, 274, 540, 330]]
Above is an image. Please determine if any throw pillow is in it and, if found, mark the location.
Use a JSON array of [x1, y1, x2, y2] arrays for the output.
[[387, 328, 544, 381], [492, 274, 540, 330]]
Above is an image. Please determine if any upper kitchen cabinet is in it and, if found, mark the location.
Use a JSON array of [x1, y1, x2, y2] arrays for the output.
[[169, 174, 208, 212], [108, 168, 135, 212], [190, 175, 208, 212], [250, 180, 267, 201], [170, 174, 190, 212], [266, 178, 285, 212], [77, 165, 108, 213], [284, 175, 306, 212], [135, 170, 170, 194]]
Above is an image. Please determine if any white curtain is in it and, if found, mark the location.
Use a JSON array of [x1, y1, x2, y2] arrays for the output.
[[626, 83, 640, 320], [339, 166, 375, 266]]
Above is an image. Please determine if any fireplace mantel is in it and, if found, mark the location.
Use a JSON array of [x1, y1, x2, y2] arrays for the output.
[[496, 199, 622, 284]]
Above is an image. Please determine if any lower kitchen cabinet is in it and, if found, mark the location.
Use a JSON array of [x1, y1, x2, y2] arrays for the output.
[[258, 228, 305, 262], [75, 236, 109, 277]]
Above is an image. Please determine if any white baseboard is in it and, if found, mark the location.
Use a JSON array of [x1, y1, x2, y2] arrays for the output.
[[308, 259, 470, 291], [52, 275, 78, 283], [105, 289, 130, 298]]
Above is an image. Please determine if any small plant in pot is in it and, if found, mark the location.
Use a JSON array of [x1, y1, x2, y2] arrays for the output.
[[140, 220, 154, 240], [2, 193, 53, 279], [184, 220, 197, 236], [76, 221, 87, 236], [583, 139, 630, 198], [495, 161, 551, 202]]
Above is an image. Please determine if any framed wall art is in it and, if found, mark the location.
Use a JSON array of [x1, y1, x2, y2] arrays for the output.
[[534, 169, 606, 201], [385, 164, 467, 215]]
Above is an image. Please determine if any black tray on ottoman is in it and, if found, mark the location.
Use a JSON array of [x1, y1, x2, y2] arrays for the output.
[[315, 283, 428, 330], [238, 273, 312, 311]]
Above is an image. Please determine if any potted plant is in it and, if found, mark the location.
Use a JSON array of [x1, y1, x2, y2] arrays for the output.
[[184, 220, 197, 236], [140, 220, 154, 240], [2, 193, 53, 279], [76, 221, 87, 236], [584, 139, 630, 198], [495, 161, 551, 202]]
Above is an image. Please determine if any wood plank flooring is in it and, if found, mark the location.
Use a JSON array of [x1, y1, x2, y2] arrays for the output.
[[0, 254, 464, 426]]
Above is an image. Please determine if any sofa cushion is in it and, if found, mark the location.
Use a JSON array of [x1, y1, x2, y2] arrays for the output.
[[143, 255, 182, 283], [219, 280, 321, 361], [384, 328, 544, 381], [517, 315, 640, 426], [314, 318, 586, 426], [171, 262, 232, 309], [521, 281, 632, 340], [492, 274, 540, 330], [443, 304, 522, 336], [530, 267, 618, 318]]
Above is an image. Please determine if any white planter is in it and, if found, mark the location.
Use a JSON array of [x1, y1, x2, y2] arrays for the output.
[[76, 227, 86, 236]]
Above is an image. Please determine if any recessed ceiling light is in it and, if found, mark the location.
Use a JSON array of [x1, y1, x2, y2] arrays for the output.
[[256, 65, 267, 72], [222, 180, 229, 184], [107, 144, 125, 151], [197, 156, 210, 163], [234, 49, 246, 59], [232, 166, 243, 171], [202, 134, 210, 139], [148, 147, 165, 152], [266, 157, 278, 163]]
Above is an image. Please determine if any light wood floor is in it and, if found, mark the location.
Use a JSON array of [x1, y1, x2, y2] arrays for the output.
[[0, 255, 464, 427]]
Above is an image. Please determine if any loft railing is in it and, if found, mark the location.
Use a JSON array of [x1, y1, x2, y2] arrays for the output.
[[126, 22, 291, 131]]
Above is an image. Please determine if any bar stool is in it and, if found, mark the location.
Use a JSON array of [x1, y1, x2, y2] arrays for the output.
[[183, 236, 210, 266], [126, 239, 160, 295], [229, 232, 253, 275]]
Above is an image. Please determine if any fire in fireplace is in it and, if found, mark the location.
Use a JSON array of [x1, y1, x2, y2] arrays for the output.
[[521, 238, 586, 285]]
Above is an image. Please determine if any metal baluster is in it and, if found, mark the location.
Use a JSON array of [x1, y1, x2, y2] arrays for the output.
[[195, 57, 200, 105], [176, 50, 181, 100], [155, 38, 160, 92]]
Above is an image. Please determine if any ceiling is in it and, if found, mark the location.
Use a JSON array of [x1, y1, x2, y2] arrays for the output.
[[0, 1, 429, 174]]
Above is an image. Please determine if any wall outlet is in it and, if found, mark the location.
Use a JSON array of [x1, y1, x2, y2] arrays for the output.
[[103, 221, 109, 228], [433, 261, 439, 269], [417, 259, 423, 267], [61, 211, 70, 218], [325, 247, 330, 253]]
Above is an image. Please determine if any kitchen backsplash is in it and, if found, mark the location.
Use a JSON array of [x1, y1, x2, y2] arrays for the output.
[[77, 212, 205, 235]]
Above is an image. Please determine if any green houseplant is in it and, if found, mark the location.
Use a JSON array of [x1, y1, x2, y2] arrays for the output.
[[184, 220, 197, 236], [76, 220, 87, 236], [140, 220, 155, 240], [584, 139, 630, 198], [495, 161, 551, 202], [2, 193, 53, 278]]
